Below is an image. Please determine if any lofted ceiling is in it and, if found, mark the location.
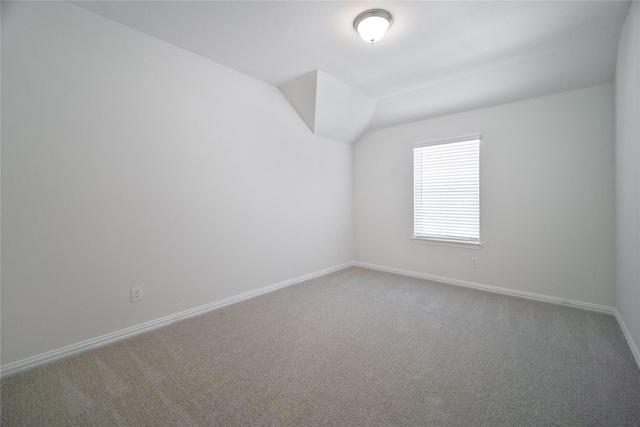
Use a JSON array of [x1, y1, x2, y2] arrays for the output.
[[72, 1, 631, 136]]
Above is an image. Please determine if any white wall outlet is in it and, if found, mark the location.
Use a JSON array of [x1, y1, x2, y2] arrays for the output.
[[131, 286, 143, 302], [471, 257, 479, 268]]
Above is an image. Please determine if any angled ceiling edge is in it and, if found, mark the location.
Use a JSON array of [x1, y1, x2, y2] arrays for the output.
[[278, 71, 318, 133], [279, 70, 376, 144]]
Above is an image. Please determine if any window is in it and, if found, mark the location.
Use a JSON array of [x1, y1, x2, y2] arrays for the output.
[[413, 136, 481, 248]]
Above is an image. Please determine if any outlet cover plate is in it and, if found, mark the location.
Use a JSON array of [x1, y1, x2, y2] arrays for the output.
[[131, 286, 143, 302]]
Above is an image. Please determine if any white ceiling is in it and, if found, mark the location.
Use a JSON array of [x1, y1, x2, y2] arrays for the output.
[[72, 1, 631, 132]]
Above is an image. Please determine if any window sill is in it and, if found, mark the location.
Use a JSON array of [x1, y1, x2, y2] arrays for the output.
[[412, 237, 483, 250]]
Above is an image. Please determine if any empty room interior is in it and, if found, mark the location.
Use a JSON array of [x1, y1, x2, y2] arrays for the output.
[[2, 1, 640, 425]]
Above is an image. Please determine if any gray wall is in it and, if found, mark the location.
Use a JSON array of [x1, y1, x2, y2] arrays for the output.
[[1, 2, 353, 365], [354, 84, 615, 307], [615, 1, 640, 360]]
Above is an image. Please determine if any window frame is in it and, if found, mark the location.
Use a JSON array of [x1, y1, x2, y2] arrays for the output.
[[412, 135, 482, 250]]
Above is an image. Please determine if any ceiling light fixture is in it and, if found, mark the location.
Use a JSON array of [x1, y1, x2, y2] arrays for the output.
[[353, 9, 393, 44]]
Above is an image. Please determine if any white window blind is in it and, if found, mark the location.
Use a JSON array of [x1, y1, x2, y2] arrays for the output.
[[413, 136, 480, 245]]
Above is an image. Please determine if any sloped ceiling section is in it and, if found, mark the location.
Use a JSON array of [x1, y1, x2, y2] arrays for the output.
[[279, 71, 318, 133], [279, 70, 376, 144], [371, 32, 621, 131], [70, 1, 631, 136]]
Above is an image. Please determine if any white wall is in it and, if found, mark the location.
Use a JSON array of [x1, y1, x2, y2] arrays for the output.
[[1, 2, 353, 365], [615, 1, 640, 359], [355, 84, 615, 307]]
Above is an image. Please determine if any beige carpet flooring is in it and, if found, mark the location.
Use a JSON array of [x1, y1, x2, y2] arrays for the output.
[[2, 266, 640, 426]]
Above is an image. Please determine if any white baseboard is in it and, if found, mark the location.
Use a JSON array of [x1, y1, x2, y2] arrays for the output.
[[6, 261, 635, 377], [614, 310, 640, 369], [0, 262, 355, 378], [353, 261, 616, 314]]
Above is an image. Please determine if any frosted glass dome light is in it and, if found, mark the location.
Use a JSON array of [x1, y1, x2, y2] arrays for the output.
[[354, 9, 393, 44]]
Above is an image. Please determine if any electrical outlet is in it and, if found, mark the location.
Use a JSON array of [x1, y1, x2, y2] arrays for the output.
[[471, 257, 479, 268], [131, 286, 143, 303]]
